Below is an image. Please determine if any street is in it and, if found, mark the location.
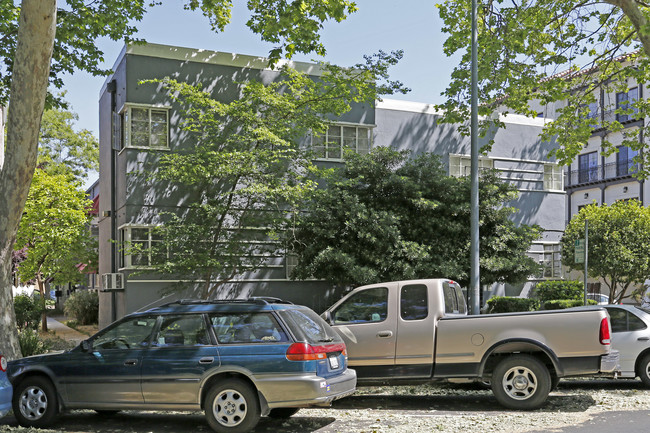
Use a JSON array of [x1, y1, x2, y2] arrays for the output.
[[2, 379, 650, 433]]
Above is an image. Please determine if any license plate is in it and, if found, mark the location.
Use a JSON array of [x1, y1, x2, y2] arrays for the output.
[[328, 355, 339, 369]]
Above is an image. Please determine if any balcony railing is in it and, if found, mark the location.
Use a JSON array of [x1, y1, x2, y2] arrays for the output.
[[565, 159, 638, 187], [583, 108, 641, 129]]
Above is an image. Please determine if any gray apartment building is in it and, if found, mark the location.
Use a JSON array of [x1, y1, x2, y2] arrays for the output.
[[97, 43, 565, 327]]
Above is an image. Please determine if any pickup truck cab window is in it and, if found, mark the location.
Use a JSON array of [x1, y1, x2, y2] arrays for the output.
[[400, 284, 428, 320], [332, 287, 388, 324]]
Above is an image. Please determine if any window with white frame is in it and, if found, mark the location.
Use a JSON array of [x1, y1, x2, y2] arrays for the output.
[[540, 244, 562, 279], [448, 154, 494, 177], [285, 253, 298, 279], [119, 226, 166, 269], [312, 124, 372, 160], [543, 164, 563, 191], [122, 105, 169, 149]]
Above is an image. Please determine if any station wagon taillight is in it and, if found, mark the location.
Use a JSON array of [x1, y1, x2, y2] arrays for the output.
[[286, 343, 346, 361], [600, 318, 611, 345], [0, 355, 6, 372]]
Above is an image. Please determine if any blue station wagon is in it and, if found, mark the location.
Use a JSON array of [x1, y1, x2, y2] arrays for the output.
[[7, 298, 356, 433], [0, 351, 11, 418]]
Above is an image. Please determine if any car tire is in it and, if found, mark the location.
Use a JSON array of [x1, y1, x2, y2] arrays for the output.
[[637, 353, 650, 387], [205, 378, 260, 433], [12, 376, 59, 428], [268, 407, 300, 418], [491, 354, 551, 410]]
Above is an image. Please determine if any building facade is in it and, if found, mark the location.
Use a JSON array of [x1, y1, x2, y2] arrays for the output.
[[97, 43, 564, 326]]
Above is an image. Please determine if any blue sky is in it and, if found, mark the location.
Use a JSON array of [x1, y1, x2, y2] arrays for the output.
[[62, 0, 458, 139]]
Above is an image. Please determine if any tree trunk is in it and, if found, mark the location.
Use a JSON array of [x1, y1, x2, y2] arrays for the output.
[[37, 276, 48, 332], [0, 0, 57, 360]]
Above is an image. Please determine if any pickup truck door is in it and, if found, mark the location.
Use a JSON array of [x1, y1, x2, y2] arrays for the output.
[[329, 283, 398, 376], [394, 282, 436, 377]]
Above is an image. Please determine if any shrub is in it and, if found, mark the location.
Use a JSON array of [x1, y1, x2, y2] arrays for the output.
[[64, 290, 99, 325], [534, 280, 583, 302], [18, 328, 52, 357], [541, 299, 598, 310], [14, 294, 43, 331], [484, 296, 539, 314]]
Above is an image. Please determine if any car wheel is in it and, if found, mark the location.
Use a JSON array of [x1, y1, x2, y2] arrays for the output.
[[637, 353, 650, 387], [491, 354, 551, 410], [268, 407, 300, 418], [205, 378, 260, 433], [12, 376, 59, 428]]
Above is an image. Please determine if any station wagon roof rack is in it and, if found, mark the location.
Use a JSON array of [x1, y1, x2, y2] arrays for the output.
[[160, 297, 293, 307]]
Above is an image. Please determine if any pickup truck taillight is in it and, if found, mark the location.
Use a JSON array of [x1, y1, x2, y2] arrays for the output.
[[600, 318, 611, 345], [286, 343, 346, 361]]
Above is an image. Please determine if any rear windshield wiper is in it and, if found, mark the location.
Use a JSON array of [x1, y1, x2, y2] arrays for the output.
[[318, 338, 334, 343]]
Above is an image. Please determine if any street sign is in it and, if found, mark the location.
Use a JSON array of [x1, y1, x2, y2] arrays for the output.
[[575, 239, 585, 263]]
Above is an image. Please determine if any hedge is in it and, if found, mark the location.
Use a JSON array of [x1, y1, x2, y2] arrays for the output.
[[534, 280, 583, 302], [484, 296, 539, 314], [541, 299, 598, 310]]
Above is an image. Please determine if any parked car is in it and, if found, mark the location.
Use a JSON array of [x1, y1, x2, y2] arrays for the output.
[[570, 304, 650, 386], [0, 351, 12, 418], [586, 293, 610, 305], [7, 298, 355, 433]]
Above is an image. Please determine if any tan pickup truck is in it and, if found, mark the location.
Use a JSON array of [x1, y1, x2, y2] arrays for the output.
[[322, 278, 619, 409]]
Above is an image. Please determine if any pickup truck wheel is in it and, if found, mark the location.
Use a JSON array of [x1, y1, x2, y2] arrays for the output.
[[12, 376, 59, 428], [491, 355, 551, 410], [637, 353, 650, 387], [205, 378, 260, 433]]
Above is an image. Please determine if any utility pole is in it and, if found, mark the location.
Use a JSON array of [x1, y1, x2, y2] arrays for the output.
[[469, 0, 480, 315]]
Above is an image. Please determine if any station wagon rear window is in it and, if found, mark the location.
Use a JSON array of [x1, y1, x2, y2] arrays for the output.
[[279, 308, 341, 345], [209, 313, 290, 344]]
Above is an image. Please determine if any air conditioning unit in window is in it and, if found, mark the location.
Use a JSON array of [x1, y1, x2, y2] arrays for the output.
[[101, 273, 125, 291]]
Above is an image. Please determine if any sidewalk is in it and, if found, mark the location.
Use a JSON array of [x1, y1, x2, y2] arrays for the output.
[[46, 315, 88, 345]]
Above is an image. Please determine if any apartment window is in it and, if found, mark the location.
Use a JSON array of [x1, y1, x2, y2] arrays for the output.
[[312, 124, 372, 160], [578, 152, 598, 183], [540, 244, 562, 279], [123, 105, 169, 149], [616, 146, 638, 176], [119, 225, 165, 269], [544, 164, 563, 191], [448, 154, 494, 177], [616, 87, 638, 122], [285, 253, 298, 279]]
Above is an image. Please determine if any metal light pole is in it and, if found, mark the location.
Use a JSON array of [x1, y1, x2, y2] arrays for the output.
[[470, 0, 480, 315]]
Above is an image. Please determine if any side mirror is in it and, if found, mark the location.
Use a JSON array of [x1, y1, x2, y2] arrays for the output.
[[323, 310, 333, 324], [81, 340, 93, 352]]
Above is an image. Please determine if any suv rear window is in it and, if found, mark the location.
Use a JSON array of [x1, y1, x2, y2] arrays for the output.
[[279, 307, 342, 345]]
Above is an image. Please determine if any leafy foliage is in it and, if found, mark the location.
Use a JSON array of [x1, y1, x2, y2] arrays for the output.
[[13, 294, 43, 331], [38, 105, 99, 181], [437, 0, 650, 175], [64, 290, 99, 325], [561, 200, 650, 303], [289, 147, 542, 288], [541, 299, 597, 310], [534, 280, 584, 302], [484, 296, 539, 314], [18, 328, 52, 357], [141, 56, 407, 298]]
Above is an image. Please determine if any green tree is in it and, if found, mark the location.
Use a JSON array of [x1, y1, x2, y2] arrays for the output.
[[140, 55, 406, 298], [436, 1, 650, 175], [14, 169, 98, 331], [0, 0, 358, 358], [561, 200, 650, 304], [288, 147, 541, 288], [38, 105, 99, 181]]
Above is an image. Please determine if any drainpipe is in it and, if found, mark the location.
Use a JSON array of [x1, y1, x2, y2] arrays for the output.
[[106, 79, 118, 323]]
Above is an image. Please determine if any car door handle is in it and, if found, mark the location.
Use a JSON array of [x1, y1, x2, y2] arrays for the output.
[[199, 357, 214, 364], [638, 337, 650, 341], [124, 359, 138, 366], [377, 331, 393, 338]]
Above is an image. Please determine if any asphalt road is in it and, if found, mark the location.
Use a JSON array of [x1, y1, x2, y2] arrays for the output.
[[2, 380, 650, 433]]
